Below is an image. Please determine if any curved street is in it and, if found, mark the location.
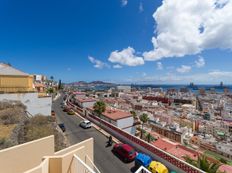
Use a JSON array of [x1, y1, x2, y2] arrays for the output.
[[53, 96, 134, 173]]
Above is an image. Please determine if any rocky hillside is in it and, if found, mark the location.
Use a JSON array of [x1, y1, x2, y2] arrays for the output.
[[0, 101, 67, 151]]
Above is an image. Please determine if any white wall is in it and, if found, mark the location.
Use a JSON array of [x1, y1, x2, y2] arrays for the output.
[[117, 117, 134, 135], [0, 93, 52, 116], [116, 116, 133, 128], [123, 126, 136, 135], [82, 101, 96, 108]]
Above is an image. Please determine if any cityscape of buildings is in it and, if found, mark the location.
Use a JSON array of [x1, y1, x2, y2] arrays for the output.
[[0, 63, 232, 173]]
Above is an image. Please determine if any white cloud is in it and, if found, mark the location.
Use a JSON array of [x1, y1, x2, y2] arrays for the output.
[[108, 47, 144, 66], [156, 62, 163, 70], [88, 56, 110, 69], [113, 64, 123, 69], [195, 56, 205, 68], [142, 72, 147, 77], [176, 65, 191, 73], [121, 0, 128, 6], [123, 72, 232, 84], [143, 0, 232, 61], [208, 70, 232, 78], [139, 2, 144, 12]]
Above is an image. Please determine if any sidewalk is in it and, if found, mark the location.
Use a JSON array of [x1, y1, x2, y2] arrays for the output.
[[73, 112, 120, 144]]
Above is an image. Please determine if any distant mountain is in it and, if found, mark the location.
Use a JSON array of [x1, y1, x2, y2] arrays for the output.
[[67, 81, 115, 86], [89, 81, 113, 85], [68, 81, 87, 86]]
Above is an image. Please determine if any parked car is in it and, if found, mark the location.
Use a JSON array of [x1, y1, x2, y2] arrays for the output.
[[134, 153, 152, 169], [58, 123, 66, 132], [63, 106, 70, 112], [148, 161, 168, 173], [112, 143, 137, 162], [79, 120, 91, 129], [67, 110, 75, 115]]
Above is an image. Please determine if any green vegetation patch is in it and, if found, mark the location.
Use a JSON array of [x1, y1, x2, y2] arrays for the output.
[[204, 150, 232, 166]]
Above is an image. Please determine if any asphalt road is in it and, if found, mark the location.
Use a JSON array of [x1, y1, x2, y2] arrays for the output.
[[53, 96, 134, 173]]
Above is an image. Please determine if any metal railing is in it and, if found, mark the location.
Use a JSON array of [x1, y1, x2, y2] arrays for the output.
[[74, 154, 101, 173], [135, 166, 151, 173]]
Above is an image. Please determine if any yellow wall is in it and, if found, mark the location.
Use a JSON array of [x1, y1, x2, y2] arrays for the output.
[[0, 75, 35, 93], [0, 136, 54, 173], [24, 158, 49, 173], [0, 136, 94, 173]]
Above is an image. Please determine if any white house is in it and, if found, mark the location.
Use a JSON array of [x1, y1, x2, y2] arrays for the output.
[[88, 107, 135, 135], [75, 97, 96, 108]]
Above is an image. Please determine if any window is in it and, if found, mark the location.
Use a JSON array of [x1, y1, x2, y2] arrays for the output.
[[128, 150, 135, 156]]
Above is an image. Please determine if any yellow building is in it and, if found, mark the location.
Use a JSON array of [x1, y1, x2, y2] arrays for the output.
[[0, 136, 96, 173], [0, 63, 35, 93]]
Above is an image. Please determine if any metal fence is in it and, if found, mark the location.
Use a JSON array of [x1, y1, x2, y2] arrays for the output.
[[74, 154, 101, 173], [135, 166, 151, 173]]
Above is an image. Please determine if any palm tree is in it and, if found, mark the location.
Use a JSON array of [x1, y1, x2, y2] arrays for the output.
[[93, 101, 106, 118], [93, 101, 106, 129], [130, 110, 137, 119], [50, 76, 54, 81], [139, 113, 149, 139], [183, 155, 223, 173], [146, 133, 152, 143]]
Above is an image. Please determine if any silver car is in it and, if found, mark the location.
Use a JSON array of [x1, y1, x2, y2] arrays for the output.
[[80, 120, 92, 129]]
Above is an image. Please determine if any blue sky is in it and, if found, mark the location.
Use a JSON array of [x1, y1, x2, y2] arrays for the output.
[[1, 0, 232, 84]]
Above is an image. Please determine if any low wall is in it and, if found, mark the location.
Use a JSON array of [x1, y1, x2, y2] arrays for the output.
[[0, 136, 54, 173], [0, 92, 52, 116], [52, 138, 94, 173], [68, 101, 205, 173], [24, 158, 49, 173]]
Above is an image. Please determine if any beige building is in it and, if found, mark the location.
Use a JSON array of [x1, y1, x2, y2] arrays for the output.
[[0, 63, 52, 116], [0, 136, 99, 173], [0, 63, 35, 93]]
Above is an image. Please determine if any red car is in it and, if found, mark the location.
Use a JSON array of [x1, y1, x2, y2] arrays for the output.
[[112, 143, 137, 162]]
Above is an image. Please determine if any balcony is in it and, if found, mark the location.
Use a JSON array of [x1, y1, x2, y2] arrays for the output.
[[0, 136, 99, 173]]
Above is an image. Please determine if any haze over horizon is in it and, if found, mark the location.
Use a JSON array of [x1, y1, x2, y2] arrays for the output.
[[1, 0, 232, 84]]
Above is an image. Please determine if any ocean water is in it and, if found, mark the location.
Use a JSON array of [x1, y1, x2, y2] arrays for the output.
[[131, 84, 232, 94], [77, 84, 232, 94]]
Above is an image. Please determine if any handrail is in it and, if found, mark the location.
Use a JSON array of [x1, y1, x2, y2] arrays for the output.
[[85, 155, 101, 173], [74, 154, 100, 173], [135, 166, 151, 173]]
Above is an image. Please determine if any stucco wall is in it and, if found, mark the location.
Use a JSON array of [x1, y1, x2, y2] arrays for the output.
[[117, 116, 135, 134], [116, 116, 133, 129], [82, 101, 95, 108], [0, 92, 52, 116], [0, 75, 34, 92], [51, 138, 94, 173], [0, 136, 54, 173], [24, 158, 49, 173]]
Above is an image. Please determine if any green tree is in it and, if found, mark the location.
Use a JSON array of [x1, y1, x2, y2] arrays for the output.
[[47, 88, 54, 94], [219, 158, 227, 164], [183, 155, 223, 173], [93, 101, 106, 117], [50, 76, 54, 81], [146, 133, 152, 143], [58, 79, 62, 90], [139, 113, 149, 139], [130, 110, 137, 119]]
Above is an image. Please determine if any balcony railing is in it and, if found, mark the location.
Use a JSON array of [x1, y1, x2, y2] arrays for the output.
[[135, 166, 151, 173], [74, 154, 101, 173]]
